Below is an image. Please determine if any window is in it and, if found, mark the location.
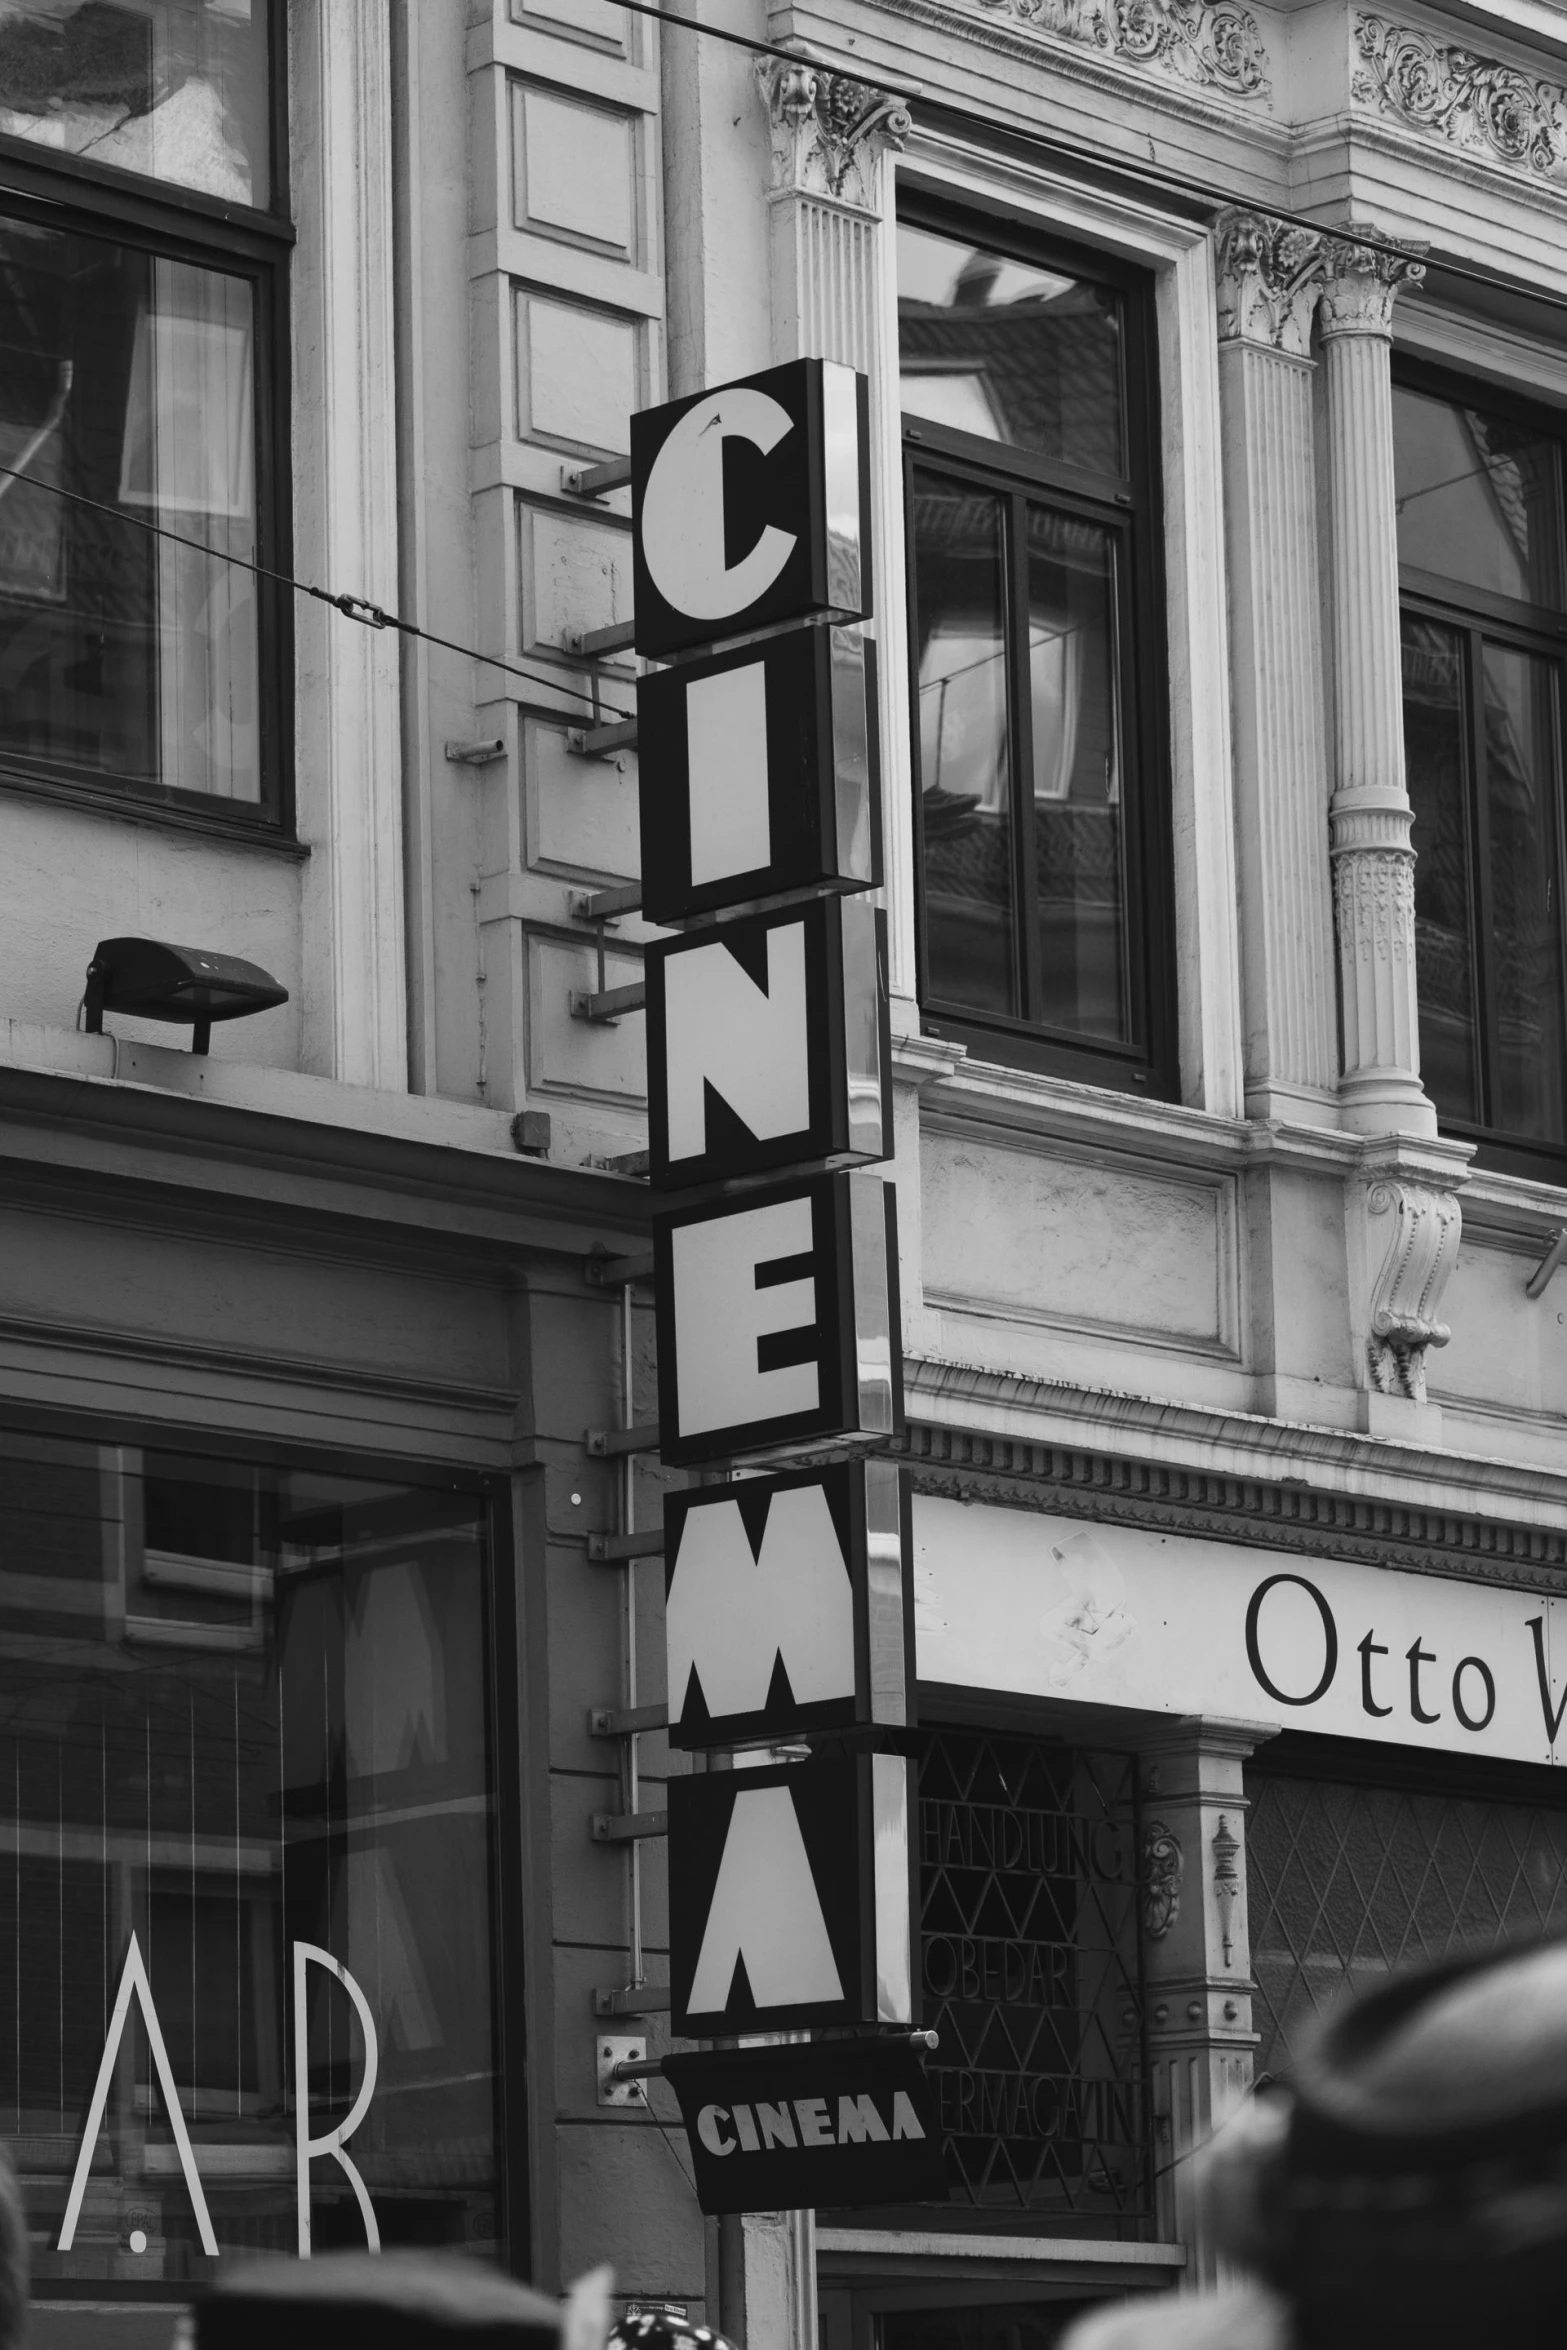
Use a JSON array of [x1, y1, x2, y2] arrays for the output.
[[1248, 1745, 1567, 2086], [899, 211, 1173, 1092], [0, 1428, 508, 2282], [1395, 370, 1567, 1171], [828, 1728, 1150, 2238], [0, 2, 289, 829]]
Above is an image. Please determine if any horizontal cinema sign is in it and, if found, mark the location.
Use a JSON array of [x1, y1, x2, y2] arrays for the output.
[[663, 2038, 945, 2215], [914, 1496, 1567, 1767]]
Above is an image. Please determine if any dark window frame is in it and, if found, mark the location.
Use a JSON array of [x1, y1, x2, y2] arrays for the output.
[[0, 0, 296, 842], [0, 1395, 530, 2300], [1395, 354, 1567, 1181], [901, 196, 1177, 1099]]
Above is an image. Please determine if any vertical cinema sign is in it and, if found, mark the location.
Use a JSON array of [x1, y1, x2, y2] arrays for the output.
[[631, 362, 942, 2211]]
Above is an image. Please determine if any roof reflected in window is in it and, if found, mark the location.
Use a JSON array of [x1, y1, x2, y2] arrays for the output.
[[898, 222, 1125, 477]]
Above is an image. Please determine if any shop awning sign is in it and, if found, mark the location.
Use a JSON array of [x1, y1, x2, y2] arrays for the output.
[[662, 2038, 946, 2215], [915, 1495, 1567, 1767]]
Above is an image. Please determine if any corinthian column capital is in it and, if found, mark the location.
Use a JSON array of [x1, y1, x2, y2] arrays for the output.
[[1318, 223, 1428, 340], [1214, 210, 1326, 358], [755, 55, 911, 211]]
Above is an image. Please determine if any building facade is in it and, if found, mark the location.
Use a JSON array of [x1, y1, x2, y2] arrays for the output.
[[5, 0, 1567, 2346]]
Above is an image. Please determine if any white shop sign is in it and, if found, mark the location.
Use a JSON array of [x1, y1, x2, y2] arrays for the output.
[[914, 1496, 1567, 1767]]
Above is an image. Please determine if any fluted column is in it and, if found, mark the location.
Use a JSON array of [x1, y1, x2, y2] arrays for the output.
[[1320, 226, 1433, 1137], [1216, 213, 1338, 1127], [756, 60, 917, 1017]]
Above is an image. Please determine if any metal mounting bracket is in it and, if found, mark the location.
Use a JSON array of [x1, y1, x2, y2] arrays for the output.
[[591, 1809, 669, 1842], [1527, 1227, 1567, 1298], [597, 2035, 649, 2107]]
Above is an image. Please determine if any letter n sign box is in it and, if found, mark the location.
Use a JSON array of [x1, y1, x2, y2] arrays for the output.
[[626, 356, 936, 2217]]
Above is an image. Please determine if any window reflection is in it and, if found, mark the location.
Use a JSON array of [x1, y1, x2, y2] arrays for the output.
[[912, 473, 1017, 1020], [0, 1434, 499, 2280], [1403, 614, 1481, 1125], [1393, 386, 1562, 611], [1029, 508, 1127, 1043], [1482, 643, 1567, 1141], [898, 224, 1124, 477], [0, 219, 260, 803], [0, 0, 270, 209]]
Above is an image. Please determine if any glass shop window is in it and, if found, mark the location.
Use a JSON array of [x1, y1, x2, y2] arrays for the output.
[[898, 211, 1174, 1096], [1395, 373, 1567, 1176], [1247, 1753, 1567, 2085], [0, 1431, 502, 2285], [827, 1729, 1151, 2239], [0, 1, 288, 827]]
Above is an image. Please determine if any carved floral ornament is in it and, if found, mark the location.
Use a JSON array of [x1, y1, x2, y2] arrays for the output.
[[957, 0, 1270, 99], [754, 56, 912, 206], [1142, 1820, 1182, 1938], [1214, 212, 1426, 353], [1355, 15, 1567, 188]]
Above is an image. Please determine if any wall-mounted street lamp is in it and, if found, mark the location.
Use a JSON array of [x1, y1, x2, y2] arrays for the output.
[[82, 938, 289, 1057]]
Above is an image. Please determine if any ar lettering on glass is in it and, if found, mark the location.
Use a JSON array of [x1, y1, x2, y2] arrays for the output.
[[56, 1934, 380, 2260]]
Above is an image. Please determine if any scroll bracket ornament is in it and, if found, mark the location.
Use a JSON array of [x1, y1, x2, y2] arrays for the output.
[[1365, 1178, 1462, 1403], [755, 55, 912, 208], [1142, 1820, 1183, 1939], [1214, 209, 1326, 358]]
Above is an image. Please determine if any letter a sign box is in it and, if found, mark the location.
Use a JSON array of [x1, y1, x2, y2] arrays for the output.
[[623, 355, 940, 2216]]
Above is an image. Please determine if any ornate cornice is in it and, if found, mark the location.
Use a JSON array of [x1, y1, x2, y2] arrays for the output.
[[1318, 220, 1427, 338], [755, 56, 911, 206], [1214, 210, 1326, 357], [1354, 15, 1567, 188], [896, 1421, 1567, 1595], [933, 0, 1270, 99]]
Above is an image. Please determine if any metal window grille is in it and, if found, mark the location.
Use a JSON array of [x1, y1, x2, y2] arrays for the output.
[[1247, 1766, 1567, 2085], [917, 1729, 1151, 2224]]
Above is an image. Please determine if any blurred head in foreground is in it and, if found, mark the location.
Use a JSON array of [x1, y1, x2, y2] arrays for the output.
[[1066, 1935, 1567, 2350], [194, 2253, 614, 2350], [0, 2146, 25, 2350]]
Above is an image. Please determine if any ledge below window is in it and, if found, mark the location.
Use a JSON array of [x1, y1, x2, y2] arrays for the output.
[[0, 766, 307, 856]]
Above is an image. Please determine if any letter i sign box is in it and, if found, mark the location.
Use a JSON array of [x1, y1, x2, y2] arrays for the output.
[[628, 360, 944, 2215]]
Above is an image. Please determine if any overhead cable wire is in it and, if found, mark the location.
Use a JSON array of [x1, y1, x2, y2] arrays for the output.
[[620, 0, 1567, 327], [0, 460, 635, 721]]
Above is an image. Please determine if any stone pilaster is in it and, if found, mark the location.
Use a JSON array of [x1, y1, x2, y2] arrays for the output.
[[1319, 225, 1433, 1137], [1215, 212, 1338, 1127], [1139, 1717, 1276, 2287], [756, 58, 917, 1014]]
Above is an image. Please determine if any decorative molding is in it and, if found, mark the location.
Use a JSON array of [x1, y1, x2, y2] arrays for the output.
[[895, 1418, 1567, 1592], [1211, 1816, 1240, 1968], [1354, 15, 1567, 188], [1318, 221, 1428, 339], [1214, 211, 1325, 357], [1143, 1821, 1183, 1938], [755, 56, 911, 207], [956, 0, 1271, 98], [1365, 1179, 1463, 1404]]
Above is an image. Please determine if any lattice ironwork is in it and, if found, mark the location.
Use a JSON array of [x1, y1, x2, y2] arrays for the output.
[[1248, 1768, 1567, 2083], [917, 1730, 1150, 2223]]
